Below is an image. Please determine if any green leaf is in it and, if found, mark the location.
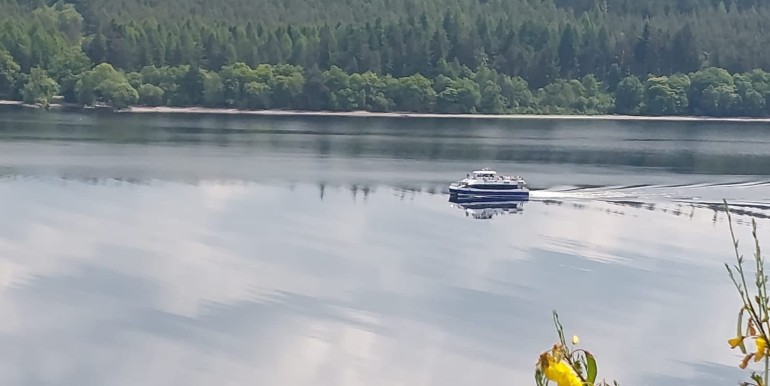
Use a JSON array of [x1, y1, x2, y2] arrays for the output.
[[738, 307, 748, 354], [585, 351, 597, 385], [553, 310, 567, 347]]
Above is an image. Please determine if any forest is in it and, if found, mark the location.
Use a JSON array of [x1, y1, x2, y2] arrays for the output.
[[2, 0, 770, 116]]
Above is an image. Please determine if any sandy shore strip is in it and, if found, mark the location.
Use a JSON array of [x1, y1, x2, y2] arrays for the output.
[[123, 106, 770, 123], [5, 100, 770, 123], [0, 100, 28, 107]]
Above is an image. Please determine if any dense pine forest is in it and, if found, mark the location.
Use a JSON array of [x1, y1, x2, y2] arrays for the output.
[[2, 0, 770, 116]]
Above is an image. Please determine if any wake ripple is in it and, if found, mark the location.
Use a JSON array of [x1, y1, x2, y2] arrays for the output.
[[530, 180, 770, 206]]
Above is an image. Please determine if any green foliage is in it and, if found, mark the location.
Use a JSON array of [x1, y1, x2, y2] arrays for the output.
[[2, 0, 770, 116], [614, 76, 644, 114], [202, 72, 224, 107], [75, 63, 125, 105], [6, 0, 770, 80], [12, 58, 770, 117], [436, 77, 481, 113], [99, 80, 138, 109], [137, 84, 164, 106], [0, 48, 20, 98], [21, 67, 58, 105], [243, 81, 271, 109], [642, 75, 689, 116], [47, 49, 90, 102]]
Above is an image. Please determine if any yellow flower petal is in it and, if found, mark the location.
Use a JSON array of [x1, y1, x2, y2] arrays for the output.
[[539, 352, 583, 386], [572, 335, 580, 345], [754, 337, 767, 362], [757, 337, 767, 352], [729, 336, 745, 348]]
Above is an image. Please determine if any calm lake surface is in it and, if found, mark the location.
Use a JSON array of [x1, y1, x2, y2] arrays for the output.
[[1, 109, 770, 385]]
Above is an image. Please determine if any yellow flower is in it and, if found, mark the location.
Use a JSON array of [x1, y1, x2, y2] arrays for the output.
[[754, 336, 767, 362], [572, 335, 580, 345], [538, 351, 583, 386], [729, 336, 745, 349]]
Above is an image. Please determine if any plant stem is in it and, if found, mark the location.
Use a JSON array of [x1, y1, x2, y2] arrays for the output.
[[725, 201, 770, 339]]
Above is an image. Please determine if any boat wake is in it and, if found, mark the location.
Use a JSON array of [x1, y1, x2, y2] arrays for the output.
[[529, 180, 770, 207]]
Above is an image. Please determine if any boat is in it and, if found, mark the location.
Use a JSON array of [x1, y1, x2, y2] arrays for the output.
[[448, 168, 529, 198], [448, 195, 527, 220]]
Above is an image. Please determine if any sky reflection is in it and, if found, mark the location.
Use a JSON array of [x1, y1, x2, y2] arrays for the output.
[[0, 177, 761, 386]]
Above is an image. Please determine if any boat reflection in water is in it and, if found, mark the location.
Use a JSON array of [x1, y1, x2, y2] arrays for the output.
[[448, 194, 527, 220]]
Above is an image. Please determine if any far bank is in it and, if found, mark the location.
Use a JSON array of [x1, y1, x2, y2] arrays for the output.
[[5, 100, 770, 124]]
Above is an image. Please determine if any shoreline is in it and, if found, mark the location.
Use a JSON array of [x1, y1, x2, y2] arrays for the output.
[[122, 106, 770, 123], [5, 100, 770, 123]]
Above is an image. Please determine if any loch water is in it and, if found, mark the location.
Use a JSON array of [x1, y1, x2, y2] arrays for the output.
[[1, 110, 769, 385]]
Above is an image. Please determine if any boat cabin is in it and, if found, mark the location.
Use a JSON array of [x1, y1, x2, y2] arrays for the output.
[[451, 168, 529, 193], [472, 171, 496, 178], [469, 169, 498, 179]]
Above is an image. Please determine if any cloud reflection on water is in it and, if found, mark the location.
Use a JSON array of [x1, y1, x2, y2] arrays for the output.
[[0, 177, 763, 385]]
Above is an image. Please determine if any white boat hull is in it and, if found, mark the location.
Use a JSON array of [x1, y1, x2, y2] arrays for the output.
[[449, 185, 529, 197], [448, 168, 529, 198]]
